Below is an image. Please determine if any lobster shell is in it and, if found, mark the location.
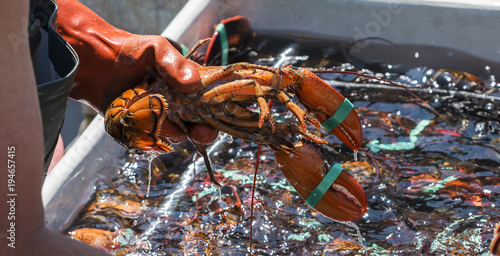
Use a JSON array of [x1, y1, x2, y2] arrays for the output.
[[273, 141, 368, 222]]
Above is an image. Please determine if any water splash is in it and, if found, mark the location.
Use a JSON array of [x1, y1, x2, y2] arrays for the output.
[[146, 153, 159, 197], [216, 186, 226, 208], [336, 220, 366, 254]]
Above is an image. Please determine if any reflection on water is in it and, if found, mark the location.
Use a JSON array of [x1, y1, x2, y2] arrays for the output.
[[67, 33, 499, 255]]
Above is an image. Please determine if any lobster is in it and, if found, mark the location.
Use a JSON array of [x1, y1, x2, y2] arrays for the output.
[[69, 228, 130, 253], [104, 45, 367, 222]]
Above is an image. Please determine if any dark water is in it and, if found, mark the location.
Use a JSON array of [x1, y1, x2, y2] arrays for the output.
[[67, 33, 500, 255]]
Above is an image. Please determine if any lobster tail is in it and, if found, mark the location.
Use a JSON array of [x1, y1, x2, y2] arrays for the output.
[[104, 84, 173, 154]]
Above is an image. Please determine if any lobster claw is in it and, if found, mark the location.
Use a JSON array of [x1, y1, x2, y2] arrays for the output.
[[272, 141, 368, 222], [293, 68, 363, 151], [205, 16, 255, 66]]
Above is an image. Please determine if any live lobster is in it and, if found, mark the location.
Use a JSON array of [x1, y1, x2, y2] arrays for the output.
[[104, 42, 368, 222]]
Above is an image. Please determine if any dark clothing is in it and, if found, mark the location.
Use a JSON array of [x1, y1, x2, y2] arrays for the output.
[[29, 0, 79, 174]]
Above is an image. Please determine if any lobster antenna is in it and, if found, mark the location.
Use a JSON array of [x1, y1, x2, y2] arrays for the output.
[[184, 38, 211, 59], [312, 69, 443, 118]]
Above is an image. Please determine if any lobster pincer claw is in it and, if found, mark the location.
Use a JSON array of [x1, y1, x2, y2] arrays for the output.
[[205, 15, 255, 66], [272, 141, 368, 222], [290, 68, 363, 151], [167, 15, 255, 66]]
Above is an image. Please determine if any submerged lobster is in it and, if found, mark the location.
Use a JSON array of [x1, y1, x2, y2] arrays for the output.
[[104, 49, 367, 221]]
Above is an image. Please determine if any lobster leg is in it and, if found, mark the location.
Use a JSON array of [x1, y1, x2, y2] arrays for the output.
[[212, 110, 327, 145], [275, 91, 321, 132], [215, 114, 261, 128], [200, 80, 275, 130], [201, 63, 283, 86], [276, 123, 328, 145], [207, 101, 327, 145], [196, 107, 296, 151], [201, 84, 274, 103], [183, 38, 211, 59], [212, 103, 265, 128], [254, 80, 273, 130], [173, 117, 222, 188], [200, 64, 350, 142], [220, 102, 257, 120], [204, 78, 322, 135]]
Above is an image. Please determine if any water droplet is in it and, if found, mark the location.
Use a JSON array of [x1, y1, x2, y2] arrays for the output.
[[475, 122, 485, 134], [216, 133, 224, 141], [461, 119, 469, 127], [484, 102, 494, 111], [414, 52, 420, 58], [485, 65, 491, 71]]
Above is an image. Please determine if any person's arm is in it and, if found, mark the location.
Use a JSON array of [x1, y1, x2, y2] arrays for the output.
[[0, 1, 107, 255], [56, 0, 218, 145]]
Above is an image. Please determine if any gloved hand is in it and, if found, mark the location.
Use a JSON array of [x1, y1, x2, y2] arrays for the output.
[[56, 0, 217, 144]]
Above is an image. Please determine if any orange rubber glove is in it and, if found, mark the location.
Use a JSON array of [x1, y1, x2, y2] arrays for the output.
[[56, 0, 217, 144]]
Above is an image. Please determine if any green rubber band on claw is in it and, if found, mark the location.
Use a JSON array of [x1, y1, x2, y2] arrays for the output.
[[305, 164, 343, 207], [321, 98, 354, 132], [214, 23, 229, 66]]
